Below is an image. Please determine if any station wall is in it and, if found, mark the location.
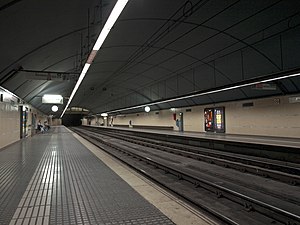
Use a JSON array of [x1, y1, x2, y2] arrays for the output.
[[51, 118, 62, 126], [0, 89, 47, 149], [0, 103, 47, 149], [87, 94, 300, 139], [224, 96, 300, 138], [0, 102, 20, 149]]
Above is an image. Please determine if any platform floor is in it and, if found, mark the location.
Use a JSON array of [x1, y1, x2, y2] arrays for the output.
[[0, 126, 213, 225], [94, 125, 300, 149]]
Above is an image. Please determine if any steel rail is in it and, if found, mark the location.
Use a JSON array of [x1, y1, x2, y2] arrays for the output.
[[71, 128, 239, 225], [83, 127, 300, 185], [72, 127, 300, 225]]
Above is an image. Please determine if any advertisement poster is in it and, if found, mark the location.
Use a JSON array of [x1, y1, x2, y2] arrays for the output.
[[214, 107, 225, 133], [204, 107, 225, 133], [204, 108, 214, 132]]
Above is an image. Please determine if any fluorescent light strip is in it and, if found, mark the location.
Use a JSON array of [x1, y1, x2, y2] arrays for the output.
[[106, 72, 300, 114], [60, 63, 90, 117], [93, 0, 129, 50], [60, 0, 129, 118], [87, 50, 98, 64], [82, 63, 91, 74]]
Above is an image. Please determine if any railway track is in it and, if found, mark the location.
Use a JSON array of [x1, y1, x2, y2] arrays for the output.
[[81, 126, 300, 186], [71, 126, 300, 225]]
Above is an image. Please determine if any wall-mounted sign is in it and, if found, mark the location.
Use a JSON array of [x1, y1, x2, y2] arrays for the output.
[[42, 94, 63, 104], [251, 83, 277, 90]]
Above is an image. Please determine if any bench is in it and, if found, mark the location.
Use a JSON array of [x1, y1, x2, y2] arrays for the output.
[[113, 124, 130, 128], [132, 125, 174, 130]]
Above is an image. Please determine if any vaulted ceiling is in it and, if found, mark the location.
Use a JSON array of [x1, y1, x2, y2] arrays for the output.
[[1, 0, 300, 117]]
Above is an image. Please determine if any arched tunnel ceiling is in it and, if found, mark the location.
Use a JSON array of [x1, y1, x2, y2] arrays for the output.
[[1, 0, 300, 116]]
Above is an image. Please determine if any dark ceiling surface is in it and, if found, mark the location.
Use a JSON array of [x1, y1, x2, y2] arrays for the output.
[[1, 0, 300, 116]]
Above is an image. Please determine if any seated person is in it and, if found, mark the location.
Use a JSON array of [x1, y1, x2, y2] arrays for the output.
[[44, 121, 50, 131], [37, 120, 44, 133]]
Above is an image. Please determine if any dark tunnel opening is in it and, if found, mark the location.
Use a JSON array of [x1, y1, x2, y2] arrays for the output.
[[62, 114, 83, 127]]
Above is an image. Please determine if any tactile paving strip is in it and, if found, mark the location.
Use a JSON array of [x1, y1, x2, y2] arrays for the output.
[[49, 128, 174, 225], [0, 133, 52, 225], [4, 127, 174, 225], [9, 135, 57, 225]]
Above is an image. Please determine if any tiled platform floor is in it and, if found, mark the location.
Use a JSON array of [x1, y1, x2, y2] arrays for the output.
[[0, 127, 174, 225]]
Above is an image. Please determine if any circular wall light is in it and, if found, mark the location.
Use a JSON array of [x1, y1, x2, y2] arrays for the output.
[[51, 105, 58, 112], [145, 106, 151, 112]]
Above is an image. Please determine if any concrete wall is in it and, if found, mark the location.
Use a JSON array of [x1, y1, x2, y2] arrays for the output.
[[82, 118, 88, 125], [112, 110, 178, 128], [109, 95, 300, 138], [225, 96, 300, 137], [51, 118, 62, 126], [82, 117, 104, 126]]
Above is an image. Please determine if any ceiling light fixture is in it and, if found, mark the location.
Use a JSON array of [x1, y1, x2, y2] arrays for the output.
[[60, 0, 129, 118], [106, 72, 300, 114], [144, 106, 150, 112], [51, 105, 58, 112], [93, 0, 129, 51], [42, 94, 63, 104]]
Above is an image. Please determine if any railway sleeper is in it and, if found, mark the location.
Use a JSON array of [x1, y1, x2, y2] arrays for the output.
[[177, 174, 183, 180], [243, 202, 253, 212], [289, 180, 297, 186], [239, 167, 246, 173], [215, 191, 223, 198], [74, 129, 300, 225], [194, 182, 200, 188], [97, 130, 300, 184]]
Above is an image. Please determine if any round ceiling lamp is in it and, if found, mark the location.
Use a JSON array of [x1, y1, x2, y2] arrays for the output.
[[51, 105, 58, 112], [144, 106, 151, 113]]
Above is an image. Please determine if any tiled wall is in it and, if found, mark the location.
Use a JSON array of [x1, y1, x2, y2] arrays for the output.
[[225, 96, 300, 137], [108, 95, 300, 138], [0, 102, 20, 149], [0, 88, 48, 149]]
